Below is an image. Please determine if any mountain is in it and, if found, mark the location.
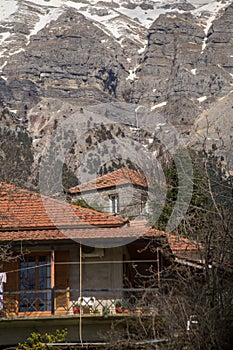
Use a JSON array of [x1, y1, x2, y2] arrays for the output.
[[0, 0, 232, 187]]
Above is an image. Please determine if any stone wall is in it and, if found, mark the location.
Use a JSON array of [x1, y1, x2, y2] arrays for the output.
[[71, 184, 148, 219]]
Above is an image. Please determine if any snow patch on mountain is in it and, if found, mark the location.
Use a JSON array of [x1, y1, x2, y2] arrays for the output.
[[26, 7, 63, 45], [0, 0, 232, 81], [192, 0, 232, 53], [197, 96, 207, 102], [0, 60, 8, 80], [127, 64, 140, 81], [117, 4, 167, 28], [0, 32, 11, 47], [0, 0, 18, 21], [79, 9, 127, 40], [191, 68, 197, 75], [151, 101, 167, 110], [201, 14, 216, 52], [0, 0, 232, 63]]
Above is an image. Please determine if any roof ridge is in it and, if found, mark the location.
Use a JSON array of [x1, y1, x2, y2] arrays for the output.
[[69, 167, 148, 194]]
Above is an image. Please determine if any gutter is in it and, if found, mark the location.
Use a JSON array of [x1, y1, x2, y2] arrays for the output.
[[174, 257, 204, 269]]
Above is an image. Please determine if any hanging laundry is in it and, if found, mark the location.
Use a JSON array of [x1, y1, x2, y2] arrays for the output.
[[0, 272, 7, 311]]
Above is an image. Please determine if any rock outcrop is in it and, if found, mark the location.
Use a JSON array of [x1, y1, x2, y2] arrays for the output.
[[0, 0, 232, 185], [133, 3, 233, 129], [2, 8, 130, 117]]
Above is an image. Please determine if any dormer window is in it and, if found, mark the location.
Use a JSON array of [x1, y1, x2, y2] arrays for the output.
[[109, 194, 119, 214]]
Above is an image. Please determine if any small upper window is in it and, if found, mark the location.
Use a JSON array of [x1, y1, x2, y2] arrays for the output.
[[109, 194, 119, 214]]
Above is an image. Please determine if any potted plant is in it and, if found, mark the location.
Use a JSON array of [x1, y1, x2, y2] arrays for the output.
[[122, 300, 129, 314], [115, 300, 123, 313], [83, 305, 90, 314], [134, 301, 142, 315], [73, 302, 81, 314], [102, 305, 110, 318], [92, 308, 100, 315]]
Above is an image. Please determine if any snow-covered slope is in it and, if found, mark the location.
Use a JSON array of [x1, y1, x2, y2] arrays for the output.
[[0, 0, 232, 71]]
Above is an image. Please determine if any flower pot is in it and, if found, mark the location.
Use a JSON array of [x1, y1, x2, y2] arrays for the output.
[[123, 308, 129, 314], [73, 305, 80, 314], [135, 308, 142, 314], [83, 305, 90, 314], [115, 306, 123, 313]]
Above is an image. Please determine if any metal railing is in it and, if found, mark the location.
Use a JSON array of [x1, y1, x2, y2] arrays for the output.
[[0, 288, 159, 318]]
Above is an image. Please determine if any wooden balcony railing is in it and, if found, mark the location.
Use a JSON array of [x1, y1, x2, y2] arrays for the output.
[[0, 288, 159, 319]]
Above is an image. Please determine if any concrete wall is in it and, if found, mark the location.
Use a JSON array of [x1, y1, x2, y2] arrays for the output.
[[0, 316, 124, 346], [69, 245, 123, 300]]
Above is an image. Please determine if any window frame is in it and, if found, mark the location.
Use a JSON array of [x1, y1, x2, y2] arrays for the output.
[[109, 193, 119, 214], [19, 253, 51, 313]]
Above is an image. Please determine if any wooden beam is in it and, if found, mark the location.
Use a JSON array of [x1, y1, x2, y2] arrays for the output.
[[51, 246, 55, 314], [51, 246, 55, 288]]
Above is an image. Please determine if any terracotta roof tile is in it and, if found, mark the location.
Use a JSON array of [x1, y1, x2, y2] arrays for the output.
[[146, 228, 204, 263], [0, 222, 149, 242], [0, 182, 127, 232], [0, 182, 152, 242], [0, 183, 204, 261], [69, 168, 148, 194]]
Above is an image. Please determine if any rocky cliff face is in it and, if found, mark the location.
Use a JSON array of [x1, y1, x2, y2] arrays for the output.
[[133, 2, 233, 129], [1, 8, 129, 112], [0, 102, 33, 185], [132, 11, 205, 127], [0, 0, 232, 186]]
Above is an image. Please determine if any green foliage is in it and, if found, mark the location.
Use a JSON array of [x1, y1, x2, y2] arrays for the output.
[[16, 329, 67, 350], [148, 159, 178, 230], [121, 299, 129, 310], [72, 199, 94, 209], [180, 151, 233, 243], [72, 199, 104, 212], [115, 299, 122, 307], [92, 308, 100, 314], [148, 149, 233, 237], [102, 305, 110, 318], [0, 127, 33, 186]]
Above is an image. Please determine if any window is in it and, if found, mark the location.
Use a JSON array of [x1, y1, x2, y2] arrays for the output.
[[141, 193, 149, 215], [19, 255, 51, 312], [141, 201, 149, 215], [109, 194, 119, 214]]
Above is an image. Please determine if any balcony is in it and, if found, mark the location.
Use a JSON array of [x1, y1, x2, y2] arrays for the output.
[[0, 288, 159, 319]]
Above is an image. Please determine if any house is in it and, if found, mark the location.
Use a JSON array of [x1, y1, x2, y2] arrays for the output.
[[68, 167, 150, 219], [0, 182, 203, 347]]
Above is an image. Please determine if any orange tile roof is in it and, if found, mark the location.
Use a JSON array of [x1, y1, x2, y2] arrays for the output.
[[167, 234, 201, 253], [0, 211, 203, 262], [0, 182, 127, 233], [0, 224, 149, 242], [68, 168, 148, 194], [0, 182, 203, 262], [146, 228, 204, 263]]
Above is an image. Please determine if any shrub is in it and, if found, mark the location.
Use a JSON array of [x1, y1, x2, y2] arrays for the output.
[[17, 328, 67, 350]]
